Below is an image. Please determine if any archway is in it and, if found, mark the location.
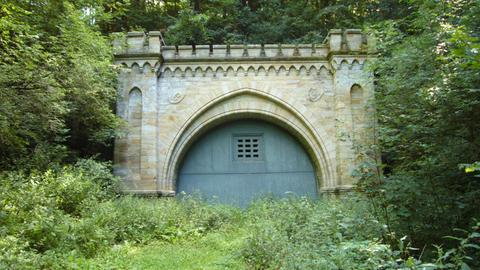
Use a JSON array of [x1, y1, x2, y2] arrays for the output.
[[161, 88, 336, 194]]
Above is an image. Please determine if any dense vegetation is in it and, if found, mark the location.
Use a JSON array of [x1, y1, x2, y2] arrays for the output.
[[1, 0, 479, 269], [1, 168, 478, 269]]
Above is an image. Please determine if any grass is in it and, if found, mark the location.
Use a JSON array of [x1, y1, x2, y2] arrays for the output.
[[85, 226, 248, 270]]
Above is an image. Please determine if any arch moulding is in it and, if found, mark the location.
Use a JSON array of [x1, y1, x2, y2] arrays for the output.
[[161, 88, 337, 193]]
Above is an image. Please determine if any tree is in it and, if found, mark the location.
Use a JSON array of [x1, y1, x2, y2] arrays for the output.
[[0, 0, 119, 170], [358, 0, 480, 252]]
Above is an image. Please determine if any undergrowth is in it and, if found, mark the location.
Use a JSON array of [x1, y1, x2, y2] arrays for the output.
[[1, 160, 478, 269]]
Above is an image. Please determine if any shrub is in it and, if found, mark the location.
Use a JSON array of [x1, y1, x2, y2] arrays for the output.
[[0, 159, 119, 268], [0, 166, 242, 269], [241, 195, 397, 270], [79, 195, 242, 246], [5, 163, 471, 270]]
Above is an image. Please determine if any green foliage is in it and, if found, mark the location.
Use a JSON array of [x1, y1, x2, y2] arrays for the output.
[[0, 0, 119, 170], [166, 9, 211, 45], [460, 162, 480, 177], [0, 162, 244, 269], [1, 0, 479, 268], [0, 159, 118, 269], [433, 221, 480, 270], [241, 196, 398, 270], [81, 229, 247, 270], [98, 0, 413, 44], [2, 167, 475, 270], [352, 0, 480, 263]]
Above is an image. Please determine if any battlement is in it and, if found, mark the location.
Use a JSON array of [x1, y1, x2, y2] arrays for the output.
[[113, 29, 371, 62], [113, 31, 162, 56]]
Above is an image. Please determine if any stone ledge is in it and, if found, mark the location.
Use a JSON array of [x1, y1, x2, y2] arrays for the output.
[[319, 185, 355, 194], [122, 189, 176, 197]]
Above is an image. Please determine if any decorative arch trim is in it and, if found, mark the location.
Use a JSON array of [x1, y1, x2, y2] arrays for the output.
[[160, 88, 336, 192]]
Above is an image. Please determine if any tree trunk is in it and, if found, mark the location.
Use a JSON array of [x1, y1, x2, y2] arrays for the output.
[[193, 0, 200, 12]]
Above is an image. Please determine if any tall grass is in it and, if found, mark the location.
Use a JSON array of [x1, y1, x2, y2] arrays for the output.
[[1, 161, 476, 269]]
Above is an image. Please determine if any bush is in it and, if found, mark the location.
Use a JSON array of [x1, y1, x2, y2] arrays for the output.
[[79, 195, 242, 247], [5, 163, 471, 269], [0, 165, 242, 269], [241, 196, 397, 270], [0, 159, 119, 268]]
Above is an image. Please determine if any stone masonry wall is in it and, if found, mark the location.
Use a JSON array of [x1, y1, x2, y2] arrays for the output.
[[113, 29, 375, 195]]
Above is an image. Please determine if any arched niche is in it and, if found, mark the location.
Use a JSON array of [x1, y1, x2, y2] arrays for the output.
[[127, 88, 142, 181], [350, 84, 365, 145]]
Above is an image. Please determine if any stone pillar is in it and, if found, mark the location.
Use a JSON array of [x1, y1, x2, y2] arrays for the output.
[[113, 68, 129, 181], [113, 32, 161, 193], [139, 64, 158, 191], [328, 29, 374, 188]]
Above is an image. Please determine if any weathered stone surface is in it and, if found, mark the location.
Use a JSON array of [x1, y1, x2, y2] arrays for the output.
[[113, 29, 375, 195]]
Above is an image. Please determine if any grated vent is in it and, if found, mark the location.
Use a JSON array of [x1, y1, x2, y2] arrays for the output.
[[234, 135, 262, 161]]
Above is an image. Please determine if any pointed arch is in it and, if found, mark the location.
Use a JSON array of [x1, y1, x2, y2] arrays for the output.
[[236, 66, 246, 76], [256, 66, 267, 76], [173, 67, 183, 77], [351, 59, 362, 70], [298, 65, 308, 76], [318, 66, 331, 77], [194, 66, 203, 77], [204, 67, 214, 77], [339, 59, 350, 70], [142, 62, 152, 73], [127, 87, 142, 183], [350, 84, 364, 145], [288, 66, 297, 76], [247, 66, 256, 76], [162, 67, 173, 78], [350, 84, 364, 106], [161, 88, 335, 192], [277, 65, 287, 76], [215, 66, 225, 77], [226, 66, 235, 77], [131, 62, 141, 74], [267, 65, 276, 76], [184, 67, 193, 77]]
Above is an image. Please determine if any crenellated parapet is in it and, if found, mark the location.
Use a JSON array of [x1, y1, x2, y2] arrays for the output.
[[113, 29, 372, 72], [113, 31, 162, 56], [161, 43, 329, 60]]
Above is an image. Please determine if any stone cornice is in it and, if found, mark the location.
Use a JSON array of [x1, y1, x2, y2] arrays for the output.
[[116, 58, 370, 77]]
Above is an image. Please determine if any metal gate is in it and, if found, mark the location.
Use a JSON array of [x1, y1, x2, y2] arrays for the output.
[[177, 119, 317, 206]]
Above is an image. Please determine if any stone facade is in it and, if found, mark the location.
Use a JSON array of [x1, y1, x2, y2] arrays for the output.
[[113, 29, 375, 195]]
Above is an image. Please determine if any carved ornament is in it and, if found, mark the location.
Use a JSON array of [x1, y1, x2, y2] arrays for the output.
[[308, 88, 324, 102], [169, 92, 185, 104]]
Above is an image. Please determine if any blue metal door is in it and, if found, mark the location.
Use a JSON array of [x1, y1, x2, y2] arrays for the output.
[[177, 119, 317, 206]]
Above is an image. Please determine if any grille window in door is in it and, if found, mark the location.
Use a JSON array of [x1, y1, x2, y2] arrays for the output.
[[234, 135, 263, 161]]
